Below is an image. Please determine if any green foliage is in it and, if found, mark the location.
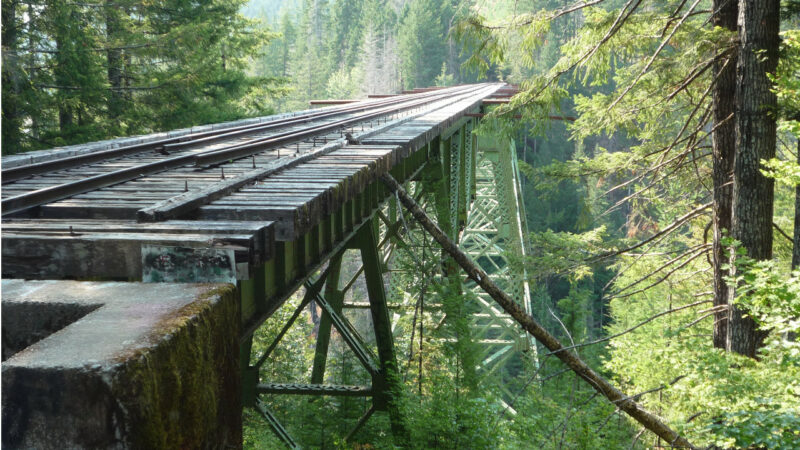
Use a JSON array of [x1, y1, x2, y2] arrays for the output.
[[402, 376, 506, 449], [399, 0, 447, 89], [730, 260, 800, 363], [1, 0, 281, 154], [246, 0, 480, 112], [772, 30, 800, 124], [460, 1, 800, 448], [762, 157, 800, 186], [705, 407, 800, 449], [601, 251, 800, 448], [524, 227, 608, 282], [435, 63, 456, 87], [242, 408, 285, 449]]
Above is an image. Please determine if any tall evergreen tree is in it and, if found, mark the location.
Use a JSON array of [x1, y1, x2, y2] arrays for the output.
[[727, 0, 782, 357], [711, 0, 737, 349], [399, 0, 446, 89], [1, 0, 277, 154]]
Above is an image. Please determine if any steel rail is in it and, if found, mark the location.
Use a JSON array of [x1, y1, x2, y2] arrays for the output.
[[1, 85, 475, 184], [2, 84, 494, 217], [192, 84, 490, 167], [136, 85, 494, 223], [160, 85, 474, 153]]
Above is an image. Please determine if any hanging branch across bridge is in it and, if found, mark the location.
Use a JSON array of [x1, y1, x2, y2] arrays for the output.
[[380, 172, 696, 449]]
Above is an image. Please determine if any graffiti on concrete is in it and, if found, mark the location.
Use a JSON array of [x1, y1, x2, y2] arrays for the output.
[[142, 245, 236, 283]]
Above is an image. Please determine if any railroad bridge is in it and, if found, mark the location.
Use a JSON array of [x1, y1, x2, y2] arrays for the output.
[[1, 83, 535, 448]]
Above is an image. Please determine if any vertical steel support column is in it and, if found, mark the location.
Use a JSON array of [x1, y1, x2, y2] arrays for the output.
[[449, 129, 462, 237], [463, 120, 475, 216], [310, 256, 344, 384], [352, 219, 408, 441]]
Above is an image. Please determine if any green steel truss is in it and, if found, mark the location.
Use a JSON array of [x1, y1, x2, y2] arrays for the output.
[[243, 118, 536, 447], [459, 136, 537, 403]]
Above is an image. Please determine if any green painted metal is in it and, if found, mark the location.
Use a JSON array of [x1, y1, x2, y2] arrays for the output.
[[256, 382, 373, 396], [459, 135, 537, 402], [352, 219, 408, 440], [313, 278, 381, 376], [255, 400, 300, 449], [449, 130, 461, 235], [238, 109, 536, 446], [310, 256, 344, 384]]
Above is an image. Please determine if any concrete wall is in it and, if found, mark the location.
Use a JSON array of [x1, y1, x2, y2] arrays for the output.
[[2, 281, 241, 449]]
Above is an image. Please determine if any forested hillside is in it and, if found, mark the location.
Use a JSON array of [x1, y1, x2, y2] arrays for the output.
[[245, 0, 485, 112], [2, 0, 799, 448]]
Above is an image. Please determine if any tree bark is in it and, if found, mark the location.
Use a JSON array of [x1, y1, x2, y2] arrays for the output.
[[794, 138, 800, 271], [727, 0, 780, 358], [711, 0, 737, 349], [2, 0, 22, 152], [381, 173, 696, 449], [105, 1, 123, 120]]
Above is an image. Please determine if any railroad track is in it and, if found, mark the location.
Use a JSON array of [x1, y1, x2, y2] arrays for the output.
[[1, 84, 492, 216], [1, 82, 504, 282]]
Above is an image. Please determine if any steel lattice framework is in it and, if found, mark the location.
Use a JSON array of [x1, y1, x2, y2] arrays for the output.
[[459, 136, 537, 403], [238, 102, 535, 447]]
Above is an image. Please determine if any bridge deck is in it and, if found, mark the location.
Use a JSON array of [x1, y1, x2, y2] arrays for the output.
[[2, 83, 502, 286]]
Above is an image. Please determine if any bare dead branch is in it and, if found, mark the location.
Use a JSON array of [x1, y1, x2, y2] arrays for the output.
[[543, 299, 711, 355], [606, 247, 710, 300], [774, 222, 795, 244], [590, 202, 712, 261], [609, 243, 711, 296]]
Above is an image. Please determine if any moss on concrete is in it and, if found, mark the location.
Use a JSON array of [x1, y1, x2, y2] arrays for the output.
[[109, 284, 241, 449]]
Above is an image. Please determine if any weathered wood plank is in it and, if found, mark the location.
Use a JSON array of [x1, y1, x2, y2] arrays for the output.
[[2, 232, 252, 279], [1, 219, 275, 263]]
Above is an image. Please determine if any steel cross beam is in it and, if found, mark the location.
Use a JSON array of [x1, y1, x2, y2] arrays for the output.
[[247, 218, 409, 447]]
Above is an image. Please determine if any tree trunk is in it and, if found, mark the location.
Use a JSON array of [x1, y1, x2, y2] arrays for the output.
[[711, 0, 737, 349], [381, 173, 695, 449], [53, 7, 74, 136], [105, 2, 123, 120], [793, 138, 800, 271], [2, 0, 22, 153], [727, 0, 780, 358]]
